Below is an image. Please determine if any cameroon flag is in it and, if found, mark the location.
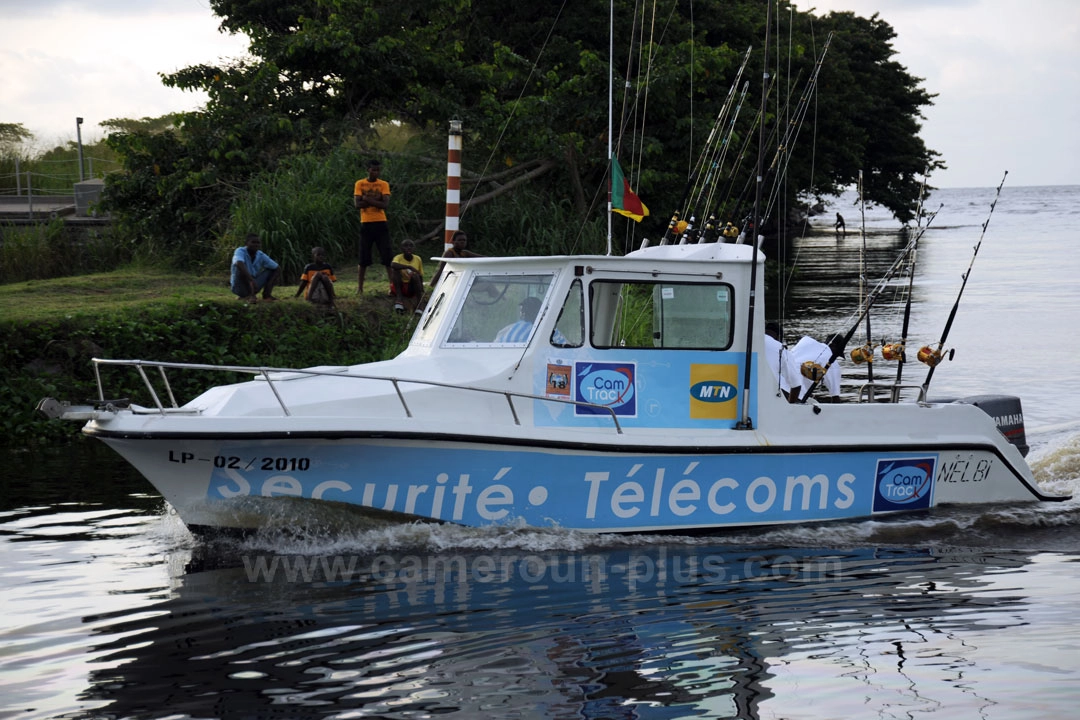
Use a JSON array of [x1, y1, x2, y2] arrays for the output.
[[610, 156, 649, 222]]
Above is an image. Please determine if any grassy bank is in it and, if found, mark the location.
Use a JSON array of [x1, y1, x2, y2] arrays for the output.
[[2, 269, 411, 447]]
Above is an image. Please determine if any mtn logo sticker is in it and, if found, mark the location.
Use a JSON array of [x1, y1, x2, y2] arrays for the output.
[[689, 364, 739, 419]]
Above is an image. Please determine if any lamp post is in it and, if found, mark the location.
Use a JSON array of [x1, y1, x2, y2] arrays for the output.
[[76, 117, 85, 182]]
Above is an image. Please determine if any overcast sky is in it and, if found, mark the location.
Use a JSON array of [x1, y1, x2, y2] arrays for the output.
[[2, 0, 248, 147], [796, 0, 1080, 187], [4, 0, 1078, 188]]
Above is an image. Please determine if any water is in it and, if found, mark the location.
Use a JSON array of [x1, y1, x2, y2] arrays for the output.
[[4, 185, 1080, 719]]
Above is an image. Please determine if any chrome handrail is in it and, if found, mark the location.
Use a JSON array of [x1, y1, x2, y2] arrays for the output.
[[89, 358, 624, 433], [855, 381, 928, 404]]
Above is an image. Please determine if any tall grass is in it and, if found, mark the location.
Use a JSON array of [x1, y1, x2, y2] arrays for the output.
[[225, 148, 410, 283], [463, 195, 608, 257], [0, 220, 129, 283], [224, 145, 610, 284]]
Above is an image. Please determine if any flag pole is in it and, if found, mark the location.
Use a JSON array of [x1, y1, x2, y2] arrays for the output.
[[606, 0, 613, 256]]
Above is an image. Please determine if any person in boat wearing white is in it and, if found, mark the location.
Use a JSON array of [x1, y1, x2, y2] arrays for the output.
[[230, 233, 281, 303], [494, 296, 568, 344], [389, 239, 423, 313], [764, 322, 801, 403], [430, 230, 483, 287], [792, 333, 845, 402]]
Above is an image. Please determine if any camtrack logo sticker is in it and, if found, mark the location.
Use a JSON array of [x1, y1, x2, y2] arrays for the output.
[[872, 457, 936, 512], [575, 362, 636, 416]]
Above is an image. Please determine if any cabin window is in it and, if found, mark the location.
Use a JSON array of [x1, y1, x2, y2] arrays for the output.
[[589, 280, 733, 350], [551, 280, 584, 348], [445, 272, 558, 346], [414, 271, 460, 346]]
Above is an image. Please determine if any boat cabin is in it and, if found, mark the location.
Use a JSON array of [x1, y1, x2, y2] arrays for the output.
[[402, 242, 767, 432]]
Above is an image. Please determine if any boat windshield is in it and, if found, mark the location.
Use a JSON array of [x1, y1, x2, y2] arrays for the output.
[[445, 273, 558, 346], [590, 280, 734, 350]]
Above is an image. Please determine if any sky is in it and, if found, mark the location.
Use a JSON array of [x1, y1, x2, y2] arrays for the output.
[[3, 0, 1078, 188], [2, 0, 248, 148], [794, 0, 1080, 187]]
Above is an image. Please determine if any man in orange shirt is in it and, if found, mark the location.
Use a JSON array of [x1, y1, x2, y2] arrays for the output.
[[353, 159, 393, 294]]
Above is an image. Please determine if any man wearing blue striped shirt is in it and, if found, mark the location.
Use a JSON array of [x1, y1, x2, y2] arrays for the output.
[[495, 296, 543, 343]]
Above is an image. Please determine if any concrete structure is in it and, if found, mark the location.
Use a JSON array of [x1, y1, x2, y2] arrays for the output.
[[74, 179, 105, 216]]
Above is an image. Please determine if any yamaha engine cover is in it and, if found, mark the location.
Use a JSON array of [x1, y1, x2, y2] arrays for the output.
[[956, 394, 1029, 457]]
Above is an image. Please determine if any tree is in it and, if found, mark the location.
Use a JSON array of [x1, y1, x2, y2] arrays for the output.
[[0, 123, 34, 154], [102, 0, 940, 263]]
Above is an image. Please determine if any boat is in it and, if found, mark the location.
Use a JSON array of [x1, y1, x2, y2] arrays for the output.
[[37, 2, 1069, 535], [37, 240, 1069, 535]]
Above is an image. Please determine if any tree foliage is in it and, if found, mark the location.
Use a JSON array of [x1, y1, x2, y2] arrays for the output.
[[0, 122, 34, 154], [101, 0, 940, 266]]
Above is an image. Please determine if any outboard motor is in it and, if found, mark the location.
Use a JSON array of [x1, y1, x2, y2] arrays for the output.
[[955, 394, 1029, 457]]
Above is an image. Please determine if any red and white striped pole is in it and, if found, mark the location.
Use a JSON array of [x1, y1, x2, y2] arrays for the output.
[[444, 119, 463, 252]]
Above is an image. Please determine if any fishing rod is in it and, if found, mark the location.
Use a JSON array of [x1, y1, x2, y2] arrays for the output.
[[759, 33, 834, 227], [686, 49, 753, 211], [692, 80, 750, 230], [737, 0, 771, 430], [711, 74, 782, 239], [724, 33, 832, 231], [796, 209, 941, 403], [661, 47, 753, 244], [692, 30, 831, 246], [889, 176, 932, 393], [921, 170, 1008, 394], [858, 170, 873, 386]]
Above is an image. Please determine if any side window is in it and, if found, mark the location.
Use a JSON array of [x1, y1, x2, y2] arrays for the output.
[[589, 280, 733, 350], [446, 273, 557, 345], [651, 284, 732, 349], [414, 271, 459, 345], [551, 280, 584, 347]]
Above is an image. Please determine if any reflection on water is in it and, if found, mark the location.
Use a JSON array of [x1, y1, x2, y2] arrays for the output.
[[3, 452, 1080, 720], [25, 538, 1080, 720], [3, 186, 1080, 718]]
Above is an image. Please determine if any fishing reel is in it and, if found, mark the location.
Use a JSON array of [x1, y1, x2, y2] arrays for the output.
[[916, 344, 954, 367], [881, 342, 905, 361], [800, 361, 827, 382], [662, 211, 681, 245], [849, 344, 875, 364], [700, 214, 718, 244]]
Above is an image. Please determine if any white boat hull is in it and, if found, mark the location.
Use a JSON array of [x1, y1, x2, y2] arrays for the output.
[[98, 418, 1049, 534]]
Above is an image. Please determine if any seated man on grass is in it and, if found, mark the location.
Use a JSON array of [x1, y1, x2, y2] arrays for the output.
[[231, 233, 280, 303], [390, 239, 424, 314], [295, 246, 337, 306]]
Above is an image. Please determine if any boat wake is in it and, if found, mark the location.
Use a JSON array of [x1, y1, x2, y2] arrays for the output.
[[172, 428, 1080, 568]]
